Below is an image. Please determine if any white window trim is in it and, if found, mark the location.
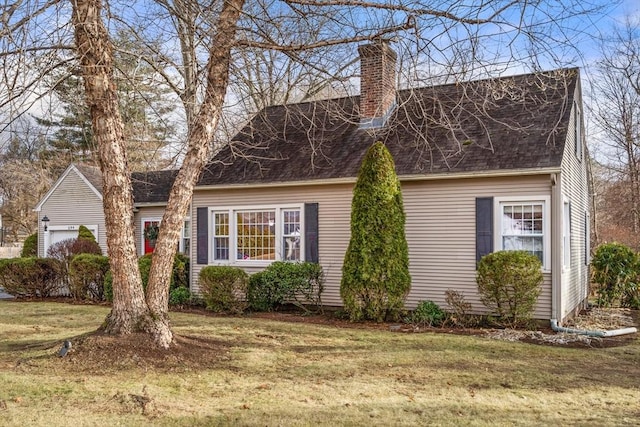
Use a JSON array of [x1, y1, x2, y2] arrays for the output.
[[208, 204, 305, 266], [494, 196, 551, 271]]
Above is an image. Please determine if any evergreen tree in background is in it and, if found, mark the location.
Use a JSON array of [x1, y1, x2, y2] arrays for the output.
[[36, 29, 176, 171]]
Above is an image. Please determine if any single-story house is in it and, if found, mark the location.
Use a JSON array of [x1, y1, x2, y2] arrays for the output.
[[192, 41, 589, 323], [34, 41, 589, 323], [34, 164, 190, 257]]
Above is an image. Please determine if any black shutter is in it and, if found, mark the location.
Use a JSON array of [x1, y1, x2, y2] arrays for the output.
[[304, 203, 319, 263], [196, 207, 208, 264], [476, 197, 494, 265]]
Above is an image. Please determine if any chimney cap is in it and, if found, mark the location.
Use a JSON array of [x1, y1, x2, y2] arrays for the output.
[[358, 39, 398, 60]]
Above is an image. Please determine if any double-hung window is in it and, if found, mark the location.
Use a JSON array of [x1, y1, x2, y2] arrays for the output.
[[282, 209, 301, 261], [212, 211, 230, 261], [211, 205, 303, 264], [180, 220, 191, 255], [495, 197, 550, 269]]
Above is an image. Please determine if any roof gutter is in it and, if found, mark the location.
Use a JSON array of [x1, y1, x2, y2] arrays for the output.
[[194, 167, 562, 191], [133, 202, 168, 208]]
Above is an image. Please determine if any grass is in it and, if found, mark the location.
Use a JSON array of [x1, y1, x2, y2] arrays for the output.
[[1, 301, 639, 426]]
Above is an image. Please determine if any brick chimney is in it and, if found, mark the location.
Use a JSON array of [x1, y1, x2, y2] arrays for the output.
[[358, 40, 397, 128]]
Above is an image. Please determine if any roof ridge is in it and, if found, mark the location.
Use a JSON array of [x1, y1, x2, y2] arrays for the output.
[[257, 67, 579, 113]]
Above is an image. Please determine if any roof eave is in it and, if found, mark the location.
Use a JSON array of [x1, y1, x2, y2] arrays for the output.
[[133, 202, 168, 208], [194, 166, 562, 191]]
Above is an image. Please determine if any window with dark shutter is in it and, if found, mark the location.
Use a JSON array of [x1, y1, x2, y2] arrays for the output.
[[304, 203, 319, 263], [196, 207, 208, 264]]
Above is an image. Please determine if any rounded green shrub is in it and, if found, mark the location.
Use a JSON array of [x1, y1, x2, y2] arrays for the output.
[[104, 253, 190, 302], [591, 243, 639, 308], [247, 271, 272, 311], [340, 142, 411, 321], [138, 254, 153, 291], [246, 262, 324, 312], [199, 266, 248, 313], [138, 253, 190, 292], [169, 286, 191, 306], [68, 254, 110, 300], [172, 253, 190, 290], [476, 250, 543, 326], [405, 300, 445, 327], [21, 233, 38, 257]]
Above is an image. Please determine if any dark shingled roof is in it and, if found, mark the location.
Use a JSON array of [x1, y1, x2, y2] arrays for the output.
[[72, 164, 178, 204], [75, 164, 103, 194], [198, 68, 578, 186], [131, 170, 179, 204]]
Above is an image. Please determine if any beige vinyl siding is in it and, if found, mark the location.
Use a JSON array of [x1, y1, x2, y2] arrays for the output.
[[38, 169, 106, 256], [193, 173, 554, 319], [557, 83, 590, 321], [402, 175, 552, 319]]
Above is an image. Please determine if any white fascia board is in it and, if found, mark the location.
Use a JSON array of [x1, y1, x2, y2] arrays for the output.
[[193, 167, 561, 191]]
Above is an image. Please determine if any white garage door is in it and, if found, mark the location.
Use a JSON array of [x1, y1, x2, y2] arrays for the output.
[[50, 230, 79, 246]]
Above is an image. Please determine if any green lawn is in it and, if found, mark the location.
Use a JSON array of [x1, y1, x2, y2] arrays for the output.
[[0, 301, 638, 426]]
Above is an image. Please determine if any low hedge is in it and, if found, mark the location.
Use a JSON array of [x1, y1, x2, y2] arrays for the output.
[[69, 254, 110, 301], [198, 266, 248, 313], [0, 257, 63, 298], [247, 261, 323, 313], [104, 253, 189, 303]]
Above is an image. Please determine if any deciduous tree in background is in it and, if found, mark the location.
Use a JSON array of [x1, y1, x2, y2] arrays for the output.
[[591, 18, 640, 250], [2, 0, 613, 348]]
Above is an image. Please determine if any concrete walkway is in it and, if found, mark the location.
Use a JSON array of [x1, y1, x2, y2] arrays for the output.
[[0, 287, 14, 299]]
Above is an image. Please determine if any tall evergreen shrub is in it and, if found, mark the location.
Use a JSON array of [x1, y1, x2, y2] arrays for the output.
[[78, 225, 97, 243], [21, 233, 37, 257], [340, 142, 411, 321]]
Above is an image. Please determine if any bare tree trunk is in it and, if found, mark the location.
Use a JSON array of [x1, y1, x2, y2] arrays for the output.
[[71, 0, 166, 340], [145, 0, 245, 340]]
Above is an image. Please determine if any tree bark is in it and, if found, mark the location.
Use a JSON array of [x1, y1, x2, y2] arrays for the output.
[[72, 0, 245, 349], [145, 0, 246, 337], [71, 0, 168, 342]]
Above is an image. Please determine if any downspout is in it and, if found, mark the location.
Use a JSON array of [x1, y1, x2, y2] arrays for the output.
[[550, 319, 637, 338], [550, 173, 562, 321]]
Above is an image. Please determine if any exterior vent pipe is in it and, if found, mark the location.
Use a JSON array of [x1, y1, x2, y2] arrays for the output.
[[550, 319, 637, 338]]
